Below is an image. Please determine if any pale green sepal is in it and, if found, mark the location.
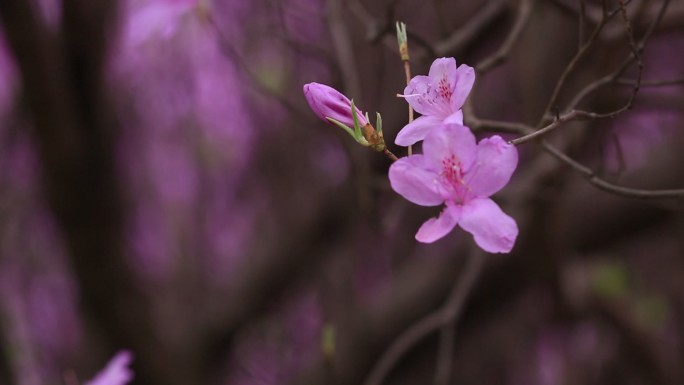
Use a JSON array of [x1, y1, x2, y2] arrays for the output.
[[326, 117, 355, 138], [376, 112, 383, 134], [396, 22, 407, 47], [351, 99, 362, 140]]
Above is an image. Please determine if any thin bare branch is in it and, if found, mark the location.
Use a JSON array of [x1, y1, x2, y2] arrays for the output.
[[512, 0, 670, 144], [327, 0, 362, 98], [476, 0, 535, 74], [432, 0, 507, 58], [364, 251, 486, 385], [617, 77, 684, 87], [579, 0, 587, 46], [538, 0, 610, 127], [434, 321, 455, 385], [466, 114, 684, 200], [540, 140, 684, 199]]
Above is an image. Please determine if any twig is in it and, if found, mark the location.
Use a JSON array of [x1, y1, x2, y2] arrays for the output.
[[327, 0, 362, 98], [396, 22, 413, 156], [384, 148, 399, 161], [349, 0, 403, 56], [617, 77, 684, 87], [538, 0, 610, 127], [364, 251, 486, 385], [466, 116, 684, 200], [511, 0, 669, 144], [434, 320, 455, 385], [549, 0, 636, 22], [476, 0, 535, 74], [579, 0, 587, 46], [511, 109, 593, 145], [541, 140, 684, 199], [432, 0, 507, 57]]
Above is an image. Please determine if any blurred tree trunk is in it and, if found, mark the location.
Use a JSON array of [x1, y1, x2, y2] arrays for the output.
[[0, 1, 196, 384]]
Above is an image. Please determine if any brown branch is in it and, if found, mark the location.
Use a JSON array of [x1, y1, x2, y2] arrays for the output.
[[327, 0, 362, 98], [540, 140, 684, 199], [549, 0, 636, 22], [579, 0, 587, 46], [537, 0, 610, 127], [510, 109, 591, 145], [466, 116, 684, 200], [432, 0, 507, 58], [433, 320, 455, 385], [476, 0, 535, 74], [383, 148, 399, 161], [617, 76, 684, 87], [509, 0, 670, 145], [364, 251, 486, 385]]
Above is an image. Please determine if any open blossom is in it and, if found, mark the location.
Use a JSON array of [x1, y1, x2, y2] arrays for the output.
[[389, 123, 518, 253], [85, 350, 134, 385], [303, 82, 368, 127], [395, 57, 474, 146]]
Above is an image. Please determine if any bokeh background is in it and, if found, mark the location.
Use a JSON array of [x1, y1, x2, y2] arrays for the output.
[[0, 0, 683, 384]]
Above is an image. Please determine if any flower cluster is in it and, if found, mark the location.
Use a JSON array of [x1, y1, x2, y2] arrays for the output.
[[302, 57, 519, 253], [389, 123, 518, 253], [391, 58, 519, 253]]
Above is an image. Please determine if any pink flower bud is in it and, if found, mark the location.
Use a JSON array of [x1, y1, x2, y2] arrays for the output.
[[303, 82, 369, 127]]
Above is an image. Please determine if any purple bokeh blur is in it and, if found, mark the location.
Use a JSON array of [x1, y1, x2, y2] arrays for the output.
[[1, 0, 683, 384]]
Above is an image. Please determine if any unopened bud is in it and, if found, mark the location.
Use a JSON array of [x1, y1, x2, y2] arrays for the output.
[[303, 82, 369, 127]]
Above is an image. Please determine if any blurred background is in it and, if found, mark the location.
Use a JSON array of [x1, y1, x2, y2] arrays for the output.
[[0, 0, 683, 384]]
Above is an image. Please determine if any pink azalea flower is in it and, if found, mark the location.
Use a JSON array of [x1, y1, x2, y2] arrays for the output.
[[395, 57, 475, 146], [85, 350, 134, 385], [389, 123, 518, 253], [303, 82, 369, 128]]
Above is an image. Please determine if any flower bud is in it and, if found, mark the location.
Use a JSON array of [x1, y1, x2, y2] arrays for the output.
[[303, 82, 369, 127]]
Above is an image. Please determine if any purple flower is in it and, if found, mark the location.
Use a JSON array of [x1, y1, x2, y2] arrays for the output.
[[303, 82, 369, 128], [85, 350, 134, 385], [389, 123, 518, 253], [395, 58, 475, 146]]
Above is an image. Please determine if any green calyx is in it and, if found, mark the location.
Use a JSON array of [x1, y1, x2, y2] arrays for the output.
[[325, 101, 386, 152]]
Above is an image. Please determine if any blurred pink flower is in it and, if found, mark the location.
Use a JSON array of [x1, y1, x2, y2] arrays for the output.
[[303, 82, 369, 127], [389, 123, 518, 252], [396, 57, 474, 146], [85, 351, 134, 385]]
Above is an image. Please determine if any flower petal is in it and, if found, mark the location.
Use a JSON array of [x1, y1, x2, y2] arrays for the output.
[[403, 75, 439, 116], [423, 123, 477, 172], [465, 135, 518, 198], [459, 198, 518, 253], [86, 350, 134, 385], [428, 57, 458, 89], [403, 58, 458, 117], [416, 204, 462, 243], [443, 110, 464, 125], [389, 155, 444, 206], [394, 115, 442, 146], [449, 64, 475, 111]]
